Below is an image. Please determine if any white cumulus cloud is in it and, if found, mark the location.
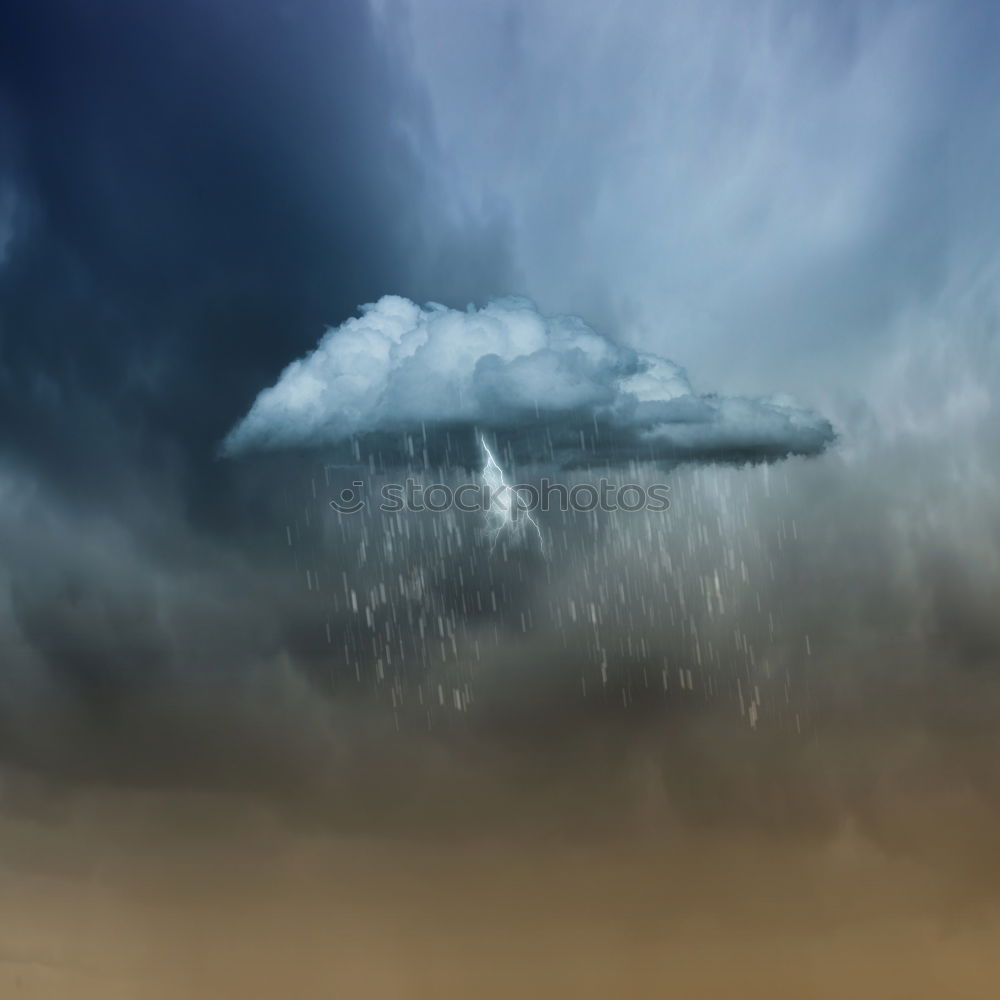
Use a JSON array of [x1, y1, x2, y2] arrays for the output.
[[224, 296, 833, 467]]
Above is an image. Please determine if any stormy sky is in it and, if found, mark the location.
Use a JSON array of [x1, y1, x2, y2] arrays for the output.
[[1, 2, 1000, 996]]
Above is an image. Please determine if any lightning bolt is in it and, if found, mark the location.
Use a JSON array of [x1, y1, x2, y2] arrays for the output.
[[480, 436, 545, 553]]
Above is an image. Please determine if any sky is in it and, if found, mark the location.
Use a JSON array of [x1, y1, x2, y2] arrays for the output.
[[1, 1, 1000, 996]]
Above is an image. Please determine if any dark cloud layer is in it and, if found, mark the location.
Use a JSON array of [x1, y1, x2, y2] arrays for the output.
[[0, 4, 998, 994], [0, 0, 995, 827], [0, 0, 995, 828]]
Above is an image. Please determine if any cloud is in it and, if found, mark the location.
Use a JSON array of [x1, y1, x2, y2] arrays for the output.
[[378, 0, 1000, 406], [224, 295, 834, 467]]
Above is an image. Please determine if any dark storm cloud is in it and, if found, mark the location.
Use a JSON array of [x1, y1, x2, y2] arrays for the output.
[[224, 295, 834, 468], [0, 0, 997, 917], [1, 10, 1000, 995]]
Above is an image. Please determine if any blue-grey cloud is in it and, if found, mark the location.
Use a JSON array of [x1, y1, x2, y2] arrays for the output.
[[380, 0, 1000, 405], [225, 296, 833, 467]]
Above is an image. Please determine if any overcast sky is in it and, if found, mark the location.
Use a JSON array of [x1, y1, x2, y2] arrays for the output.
[[2, 0, 997, 476], [0, 0, 998, 914]]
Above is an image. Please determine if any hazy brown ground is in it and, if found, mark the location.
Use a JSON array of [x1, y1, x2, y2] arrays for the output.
[[2, 686, 999, 1000], [2, 824, 998, 999]]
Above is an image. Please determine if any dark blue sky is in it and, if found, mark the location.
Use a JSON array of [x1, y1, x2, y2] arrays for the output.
[[0, 0, 510, 508]]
